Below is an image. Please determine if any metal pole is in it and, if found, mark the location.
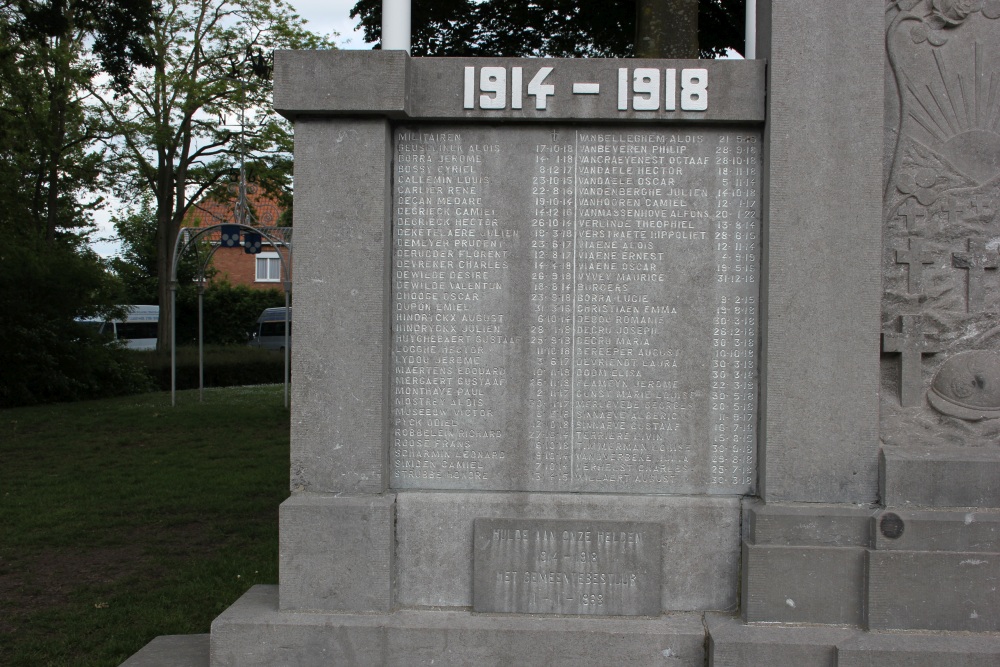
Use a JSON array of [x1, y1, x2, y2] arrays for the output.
[[283, 286, 290, 409], [198, 283, 205, 403], [745, 0, 756, 60], [382, 0, 411, 54], [170, 284, 177, 406]]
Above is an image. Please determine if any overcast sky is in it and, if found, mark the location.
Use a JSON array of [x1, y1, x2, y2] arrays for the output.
[[294, 0, 370, 49]]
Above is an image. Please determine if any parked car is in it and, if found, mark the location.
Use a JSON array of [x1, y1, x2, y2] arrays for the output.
[[249, 306, 291, 351], [77, 305, 159, 351]]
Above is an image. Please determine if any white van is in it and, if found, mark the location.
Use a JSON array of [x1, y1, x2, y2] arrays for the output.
[[249, 307, 291, 351], [78, 305, 159, 351]]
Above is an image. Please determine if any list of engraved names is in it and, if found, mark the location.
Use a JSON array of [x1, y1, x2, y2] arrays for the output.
[[392, 125, 759, 494]]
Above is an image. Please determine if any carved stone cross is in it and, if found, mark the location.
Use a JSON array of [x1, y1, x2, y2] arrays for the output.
[[967, 196, 993, 220], [882, 314, 939, 407], [895, 198, 926, 232], [952, 240, 999, 313], [939, 196, 964, 225], [895, 238, 934, 294]]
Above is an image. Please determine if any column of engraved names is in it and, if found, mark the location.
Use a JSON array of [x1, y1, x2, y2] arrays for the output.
[[709, 133, 759, 489], [573, 130, 707, 489], [392, 129, 513, 487], [527, 131, 575, 488]]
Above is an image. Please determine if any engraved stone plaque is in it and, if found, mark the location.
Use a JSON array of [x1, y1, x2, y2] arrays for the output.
[[392, 125, 760, 494], [473, 519, 662, 616]]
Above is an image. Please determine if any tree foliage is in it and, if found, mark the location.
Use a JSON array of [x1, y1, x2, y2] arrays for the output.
[[0, 239, 154, 408], [349, 0, 744, 59], [175, 281, 287, 347], [1, 0, 157, 242], [90, 0, 331, 352], [0, 0, 158, 406], [109, 195, 206, 305], [10, 0, 157, 87]]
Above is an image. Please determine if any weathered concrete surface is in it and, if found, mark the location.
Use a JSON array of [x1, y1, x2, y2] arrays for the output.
[[396, 492, 741, 612], [707, 613, 857, 667], [289, 118, 392, 494], [867, 550, 1000, 631], [274, 51, 765, 123], [118, 635, 208, 667], [873, 509, 1000, 552], [747, 501, 874, 547], [279, 494, 395, 613], [213, 586, 707, 667], [881, 446, 1000, 508], [754, 0, 884, 504], [742, 543, 866, 625], [837, 632, 1000, 667]]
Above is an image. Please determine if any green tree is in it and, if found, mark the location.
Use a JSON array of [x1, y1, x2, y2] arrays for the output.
[[110, 195, 205, 305], [0, 0, 158, 406], [0, 235, 156, 407], [90, 0, 331, 352], [1, 0, 156, 243], [349, 0, 744, 59]]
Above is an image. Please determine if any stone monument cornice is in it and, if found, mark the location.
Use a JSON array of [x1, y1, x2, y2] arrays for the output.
[[273, 50, 766, 124]]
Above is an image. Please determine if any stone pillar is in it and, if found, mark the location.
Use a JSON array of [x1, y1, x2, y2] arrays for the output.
[[280, 55, 404, 612], [289, 117, 392, 496], [756, 0, 884, 503]]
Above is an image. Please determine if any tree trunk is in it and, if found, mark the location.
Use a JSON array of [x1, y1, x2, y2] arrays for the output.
[[155, 210, 174, 354], [635, 0, 699, 58], [154, 169, 179, 354]]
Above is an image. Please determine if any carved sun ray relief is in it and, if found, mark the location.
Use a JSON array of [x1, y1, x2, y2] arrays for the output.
[[884, 1, 1000, 437]]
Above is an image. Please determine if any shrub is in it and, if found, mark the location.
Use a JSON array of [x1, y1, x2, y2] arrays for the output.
[[0, 240, 154, 408], [136, 345, 287, 391], [173, 282, 287, 346]]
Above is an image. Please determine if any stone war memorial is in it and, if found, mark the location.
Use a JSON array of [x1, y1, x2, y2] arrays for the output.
[[123, 2, 1000, 666]]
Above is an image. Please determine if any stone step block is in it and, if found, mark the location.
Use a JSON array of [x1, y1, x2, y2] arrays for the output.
[[873, 508, 1000, 552], [279, 493, 395, 613], [118, 634, 209, 667], [836, 631, 1000, 666], [880, 445, 1000, 508], [742, 543, 866, 625], [212, 585, 708, 667], [706, 613, 858, 667], [745, 501, 873, 547], [867, 550, 1000, 631]]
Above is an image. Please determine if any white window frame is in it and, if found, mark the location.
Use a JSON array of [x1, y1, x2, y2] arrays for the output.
[[255, 252, 282, 283]]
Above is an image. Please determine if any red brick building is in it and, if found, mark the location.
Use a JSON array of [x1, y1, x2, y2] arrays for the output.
[[184, 189, 292, 290]]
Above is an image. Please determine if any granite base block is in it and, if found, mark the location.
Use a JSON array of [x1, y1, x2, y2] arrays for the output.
[[836, 632, 1000, 667], [279, 494, 395, 613], [742, 542, 866, 625], [880, 446, 1000, 508], [746, 501, 874, 547], [867, 550, 1000, 631], [212, 586, 707, 667], [706, 613, 858, 667], [397, 491, 741, 611], [118, 634, 209, 667], [873, 508, 1000, 552]]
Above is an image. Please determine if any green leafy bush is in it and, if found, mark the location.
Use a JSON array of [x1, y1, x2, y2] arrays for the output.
[[136, 345, 286, 391], [0, 240, 154, 408], [174, 282, 287, 346]]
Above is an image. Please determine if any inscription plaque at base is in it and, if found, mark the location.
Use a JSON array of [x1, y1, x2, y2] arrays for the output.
[[473, 519, 662, 616]]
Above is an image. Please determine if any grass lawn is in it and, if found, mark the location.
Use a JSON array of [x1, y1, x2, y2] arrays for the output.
[[0, 385, 290, 667]]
